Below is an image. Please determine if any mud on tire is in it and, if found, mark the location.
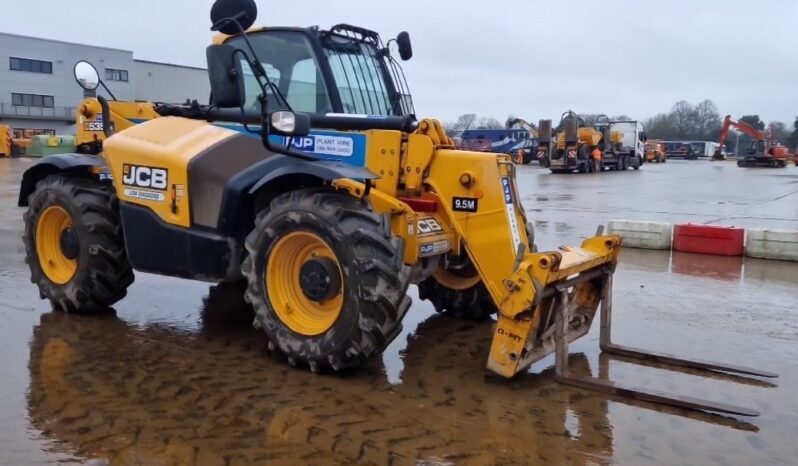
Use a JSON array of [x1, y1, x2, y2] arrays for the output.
[[241, 188, 411, 372], [23, 175, 134, 312]]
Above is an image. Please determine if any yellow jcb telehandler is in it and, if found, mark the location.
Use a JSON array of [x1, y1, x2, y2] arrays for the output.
[[18, 0, 775, 417]]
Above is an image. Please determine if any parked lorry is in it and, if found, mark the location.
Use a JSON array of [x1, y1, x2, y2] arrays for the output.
[[538, 112, 641, 173], [608, 119, 645, 169], [594, 116, 642, 171]]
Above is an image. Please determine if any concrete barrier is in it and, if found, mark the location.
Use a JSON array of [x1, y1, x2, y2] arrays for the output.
[[745, 229, 798, 262], [673, 224, 745, 256], [608, 220, 672, 250]]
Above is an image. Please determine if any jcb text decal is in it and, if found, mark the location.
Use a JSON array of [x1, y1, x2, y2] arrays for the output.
[[123, 164, 168, 190], [417, 218, 443, 236]]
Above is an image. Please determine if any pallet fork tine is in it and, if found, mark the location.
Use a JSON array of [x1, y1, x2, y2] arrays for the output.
[[553, 274, 777, 417]]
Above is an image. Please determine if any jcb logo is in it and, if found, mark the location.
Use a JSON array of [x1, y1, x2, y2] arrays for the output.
[[417, 218, 442, 236], [122, 164, 168, 190]]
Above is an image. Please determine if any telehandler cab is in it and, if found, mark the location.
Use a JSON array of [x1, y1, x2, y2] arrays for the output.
[[19, 0, 775, 417]]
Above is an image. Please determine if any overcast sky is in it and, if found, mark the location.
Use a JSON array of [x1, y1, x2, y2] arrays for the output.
[[5, 0, 797, 124]]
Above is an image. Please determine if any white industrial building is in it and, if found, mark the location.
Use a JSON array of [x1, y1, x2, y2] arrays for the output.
[[0, 32, 209, 137]]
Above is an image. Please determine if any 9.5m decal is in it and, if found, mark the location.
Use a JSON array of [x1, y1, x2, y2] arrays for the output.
[[452, 196, 478, 213]]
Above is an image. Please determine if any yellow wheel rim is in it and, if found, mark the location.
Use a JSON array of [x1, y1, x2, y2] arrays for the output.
[[433, 266, 481, 291], [266, 231, 343, 336], [35, 206, 77, 285]]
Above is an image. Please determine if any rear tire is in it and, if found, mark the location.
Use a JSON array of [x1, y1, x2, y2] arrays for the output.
[[242, 188, 411, 372], [23, 175, 134, 312]]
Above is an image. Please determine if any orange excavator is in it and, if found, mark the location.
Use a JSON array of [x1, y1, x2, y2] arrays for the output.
[[714, 115, 789, 167]]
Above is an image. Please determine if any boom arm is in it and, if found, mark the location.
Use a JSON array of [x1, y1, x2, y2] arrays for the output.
[[506, 118, 539, 138], [718, 115, 767, 146]]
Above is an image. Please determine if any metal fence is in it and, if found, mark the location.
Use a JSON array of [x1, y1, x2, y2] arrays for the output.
[[0, 103, 75, 122]]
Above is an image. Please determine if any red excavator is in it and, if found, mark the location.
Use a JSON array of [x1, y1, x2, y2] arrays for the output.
[[713, 115, 789, 167]]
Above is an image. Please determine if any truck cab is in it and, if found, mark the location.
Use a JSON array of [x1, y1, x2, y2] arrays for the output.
[[610, 120, 645, 168]]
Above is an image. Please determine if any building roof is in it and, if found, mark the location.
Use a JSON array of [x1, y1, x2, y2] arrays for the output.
[[133, 59, 206, 71], [0, 31, 132, 53], [0, 31, 204, 70]]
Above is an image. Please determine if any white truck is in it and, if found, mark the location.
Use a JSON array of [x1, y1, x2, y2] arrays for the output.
[[610, 120, 646, 169]]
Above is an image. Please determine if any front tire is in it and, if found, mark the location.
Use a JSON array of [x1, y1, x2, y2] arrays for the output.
[[23, 175, 134, 312], [242, 188, 411, 372], [418, 255, 497, 320]]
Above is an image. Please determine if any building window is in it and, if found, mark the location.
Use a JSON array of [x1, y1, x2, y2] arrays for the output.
[[11, 93, 55, 108], [105, 68, 129, 82], [12, 128, 55, 139], [9, 57, 53, 74]]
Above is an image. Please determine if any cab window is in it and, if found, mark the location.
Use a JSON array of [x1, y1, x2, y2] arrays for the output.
[[228, 31, 332, 114]]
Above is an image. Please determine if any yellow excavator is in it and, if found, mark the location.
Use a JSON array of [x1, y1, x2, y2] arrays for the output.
[[18, 0, 774, 417]]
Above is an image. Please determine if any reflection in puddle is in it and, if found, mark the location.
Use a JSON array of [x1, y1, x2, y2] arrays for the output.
[[25, 277, 788, 465], [534, 193, 574, 203], [532, 220, 576, 238], [620, 248, 746, 281], [26, 285, 620, 465], [671, 252, 743, 282]]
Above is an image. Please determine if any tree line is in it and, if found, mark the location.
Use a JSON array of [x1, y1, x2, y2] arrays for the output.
[[446, 100, 798, 153]]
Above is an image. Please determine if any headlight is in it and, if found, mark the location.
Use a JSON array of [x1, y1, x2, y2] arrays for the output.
[[271, 111, 296, 133]]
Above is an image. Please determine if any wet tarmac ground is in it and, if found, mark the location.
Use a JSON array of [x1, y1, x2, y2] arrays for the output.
[[1, 158, 797, 465]]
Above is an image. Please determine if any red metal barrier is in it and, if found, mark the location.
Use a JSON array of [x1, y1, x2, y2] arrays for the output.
[[673, 224, 745, 256]]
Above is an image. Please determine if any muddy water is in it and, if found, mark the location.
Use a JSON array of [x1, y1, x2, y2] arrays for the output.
[[3, 159, 798, 465]]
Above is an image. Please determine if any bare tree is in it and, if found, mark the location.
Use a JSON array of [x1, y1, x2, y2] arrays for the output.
[[455, 113, 478, 131], [671, 100, 697, 138], [477, 117, 503, 129], [443, 121, 461, 136], [767, 121, 788, 144], [644, 113, 677, 139], [694, 99, 721, 140], [578, 113, 601, 126]]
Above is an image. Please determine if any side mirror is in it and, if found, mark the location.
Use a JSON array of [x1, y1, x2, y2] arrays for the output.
[[206, 44, 245, 108], [210, 0, 257, 34], [269, 111, 310, 137], [74, 61, 100, 91], [397, 31, 413, 61]]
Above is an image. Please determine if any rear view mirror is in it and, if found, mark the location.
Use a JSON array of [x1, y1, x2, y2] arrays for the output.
[[397, 31, 413, 61], [74, 61, 99, 91], [210, 0, 258, 34], [206, 44, 245, 108]]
